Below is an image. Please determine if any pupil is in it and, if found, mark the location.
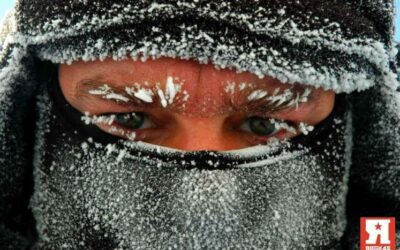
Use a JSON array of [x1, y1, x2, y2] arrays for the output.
[[248, 117, 276, 136], [115, 113, 145, 129]]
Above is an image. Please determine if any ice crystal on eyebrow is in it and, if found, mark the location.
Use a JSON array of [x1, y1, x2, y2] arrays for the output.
[[104, 92, 130, 102], [225, 82, 236, 94], [155, 77, 184, 108], [247, 90, 268, 101], [88, 84, 111, 95], [166, 76, 181, 105], [264, 87, 312, 111], [239, 83, 249, 91], [241, 86, 313, 113], [267, 88, 295, 105], [125, 86, 154, 103], [157, 88, 168, 108], [182, 90, 190, 102], [88, 84, 129, 102], [224, 82, 254, 96]]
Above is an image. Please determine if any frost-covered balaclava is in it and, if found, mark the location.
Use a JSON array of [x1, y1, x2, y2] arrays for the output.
[[30, 63, 351, 249], [0, 1, 399, 249]]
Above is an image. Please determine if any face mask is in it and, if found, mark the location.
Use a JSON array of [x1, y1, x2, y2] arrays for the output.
[[31, 74, 351, 249]]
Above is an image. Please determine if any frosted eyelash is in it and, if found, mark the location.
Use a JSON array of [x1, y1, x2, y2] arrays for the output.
[[81, 112, 137, 141], [82, 112, 116, 126], [269, 119, 314, 136]]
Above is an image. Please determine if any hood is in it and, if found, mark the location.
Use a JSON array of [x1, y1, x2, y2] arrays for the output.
[[2, 0, 398, 93]]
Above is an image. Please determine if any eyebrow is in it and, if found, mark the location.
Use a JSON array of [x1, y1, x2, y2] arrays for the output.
[[76, 79, 193, 111], [226, 85, 314, 115], [76, 79, 314, 115], [76, 80, 161, 108]]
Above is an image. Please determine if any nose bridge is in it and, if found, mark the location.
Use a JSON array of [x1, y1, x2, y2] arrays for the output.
[[179, 117, 222, 150], [165, 116, 226, 151], [160, 62, 253, 151]]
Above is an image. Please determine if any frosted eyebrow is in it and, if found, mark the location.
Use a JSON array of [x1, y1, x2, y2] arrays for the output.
[[76, 79, 189, 110], [227, 86, 314, 115], [76, 80, 159, 108], [75, 79, 314, 115], [76, 80, 124, 96]]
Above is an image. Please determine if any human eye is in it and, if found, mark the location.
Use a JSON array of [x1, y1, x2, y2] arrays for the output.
[[112, 112, 154, 130], [82, 112, 155, 141], [239, 116, 308, 143], [240, 117, 280, 136]]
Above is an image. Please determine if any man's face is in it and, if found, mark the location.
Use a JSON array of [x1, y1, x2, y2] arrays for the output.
[[59, 58, 335, 151]]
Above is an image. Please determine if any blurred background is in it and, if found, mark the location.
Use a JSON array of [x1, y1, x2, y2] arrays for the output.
[[0, 0, 400, 41], [0, 1, 13, 21]]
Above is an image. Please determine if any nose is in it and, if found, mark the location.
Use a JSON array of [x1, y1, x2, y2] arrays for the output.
[[152, 62, 254, 151], [161, 116, 250, 151]]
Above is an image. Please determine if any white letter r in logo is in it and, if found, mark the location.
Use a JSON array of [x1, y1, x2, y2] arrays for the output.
[[365, 219, 391, 244]]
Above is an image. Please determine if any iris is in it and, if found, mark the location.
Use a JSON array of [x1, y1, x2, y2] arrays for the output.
[[247, 117, 277, 136], [114, 113, 146, 130]]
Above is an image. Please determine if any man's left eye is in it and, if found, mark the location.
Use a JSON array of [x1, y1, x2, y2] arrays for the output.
[[113, 112, 154, 130], [240, 117, 280, 136]]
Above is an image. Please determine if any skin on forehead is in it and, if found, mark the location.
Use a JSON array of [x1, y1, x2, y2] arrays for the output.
[[61, 57, 334, 125]]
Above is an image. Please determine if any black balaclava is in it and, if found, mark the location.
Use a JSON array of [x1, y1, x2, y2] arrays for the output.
[[0, 1, 399, 249], [29, 63, 350, 249]]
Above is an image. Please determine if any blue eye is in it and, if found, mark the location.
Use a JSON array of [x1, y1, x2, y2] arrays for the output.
[[241, 117, 279, 136], [113, 112, 154, 130]]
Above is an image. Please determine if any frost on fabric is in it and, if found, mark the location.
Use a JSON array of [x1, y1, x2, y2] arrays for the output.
[[298, 122, 314, 135], [5, 0, 397, 93], [30, 89, 353, 249], [346, 85, 400, 248], [0, 42, 47, 248]]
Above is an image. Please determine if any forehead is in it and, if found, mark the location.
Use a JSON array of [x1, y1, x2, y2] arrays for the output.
[[59, 58, 312, 117], [59, 57, 300, 93]]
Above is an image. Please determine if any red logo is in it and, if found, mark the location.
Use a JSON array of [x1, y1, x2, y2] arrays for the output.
[[360, 217, 396, 250]]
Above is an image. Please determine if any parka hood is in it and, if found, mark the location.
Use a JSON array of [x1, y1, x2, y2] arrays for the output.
[[1, 0, 399, 93]]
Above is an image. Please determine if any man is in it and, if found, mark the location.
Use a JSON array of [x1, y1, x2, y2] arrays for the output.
[[59, 58, 336, 150], [0, 0, 399, 249]]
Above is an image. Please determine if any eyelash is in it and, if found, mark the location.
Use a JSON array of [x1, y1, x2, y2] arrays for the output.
[[82, 112, 308, 144]]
